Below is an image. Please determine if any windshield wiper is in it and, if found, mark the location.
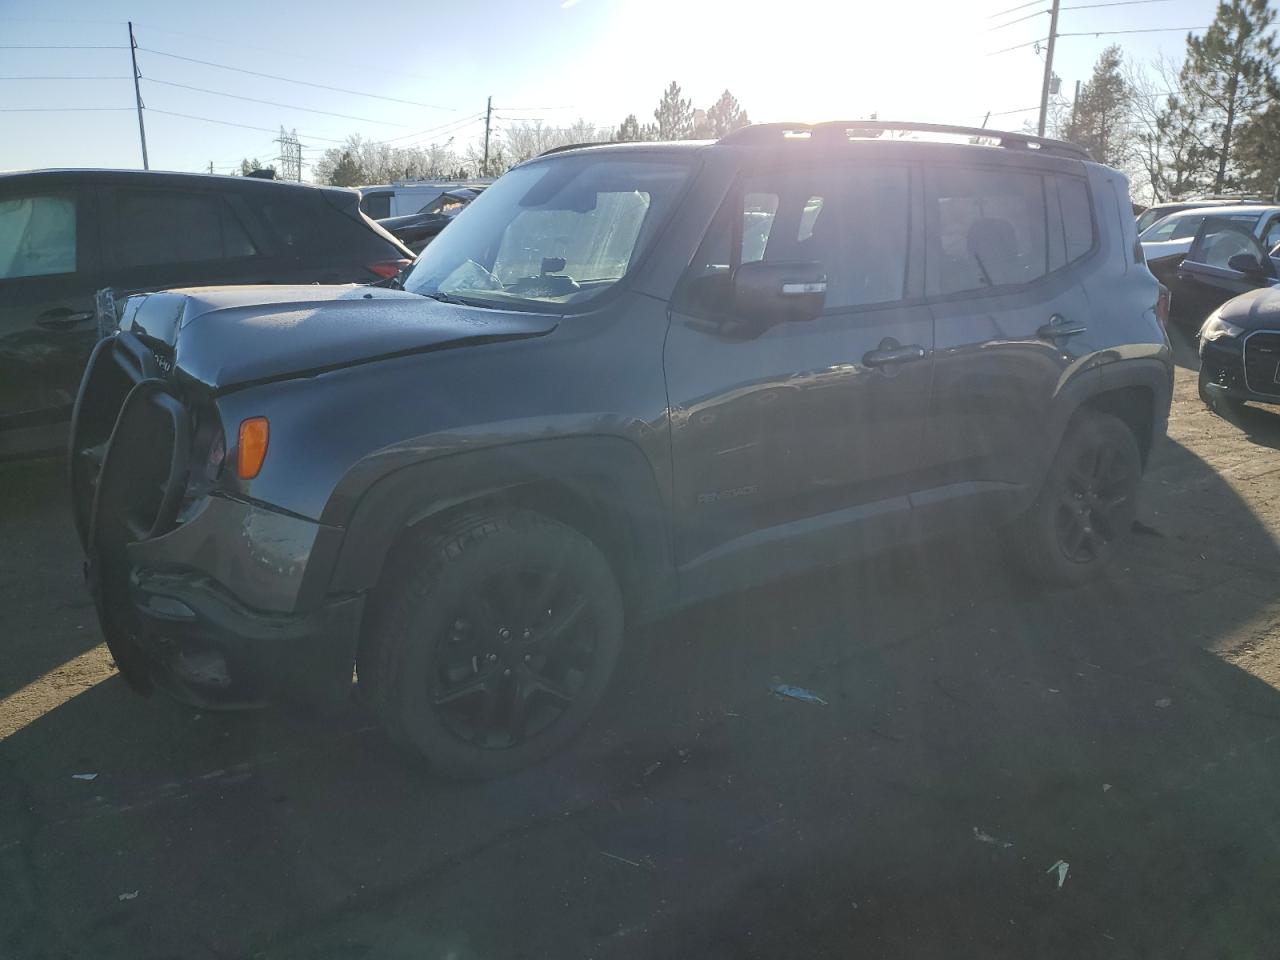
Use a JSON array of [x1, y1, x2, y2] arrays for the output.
[[423, 291, 490, 308]]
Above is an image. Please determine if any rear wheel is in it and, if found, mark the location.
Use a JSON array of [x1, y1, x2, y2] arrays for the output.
[[1001, 411, 1142, 585], [359, 510, 624, 778]]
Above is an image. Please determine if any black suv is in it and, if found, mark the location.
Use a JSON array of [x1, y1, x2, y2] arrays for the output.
[[71, 122, 1173, 777], [1, 169, 411, 459]]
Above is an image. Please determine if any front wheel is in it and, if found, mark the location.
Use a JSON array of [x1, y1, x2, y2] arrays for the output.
[[1001, 411, 1142, 586], [359, 510, 624, 779]]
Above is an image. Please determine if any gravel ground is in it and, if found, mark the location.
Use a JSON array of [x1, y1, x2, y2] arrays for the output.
[[3, 328, 1280, 959]]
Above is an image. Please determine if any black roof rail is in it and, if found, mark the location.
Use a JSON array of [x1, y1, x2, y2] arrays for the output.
[[537, 140, 618, 158], [717, 120, 1091, 162]]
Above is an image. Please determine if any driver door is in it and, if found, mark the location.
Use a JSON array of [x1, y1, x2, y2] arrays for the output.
[[664, 160, 934, 596], [1178, 217, 1280, 322]]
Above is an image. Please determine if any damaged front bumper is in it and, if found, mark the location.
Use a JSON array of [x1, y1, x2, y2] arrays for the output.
[[72, 333, 361, 710]]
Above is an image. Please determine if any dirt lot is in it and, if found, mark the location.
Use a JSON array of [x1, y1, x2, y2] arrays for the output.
[[4, 330, 1280, 960]]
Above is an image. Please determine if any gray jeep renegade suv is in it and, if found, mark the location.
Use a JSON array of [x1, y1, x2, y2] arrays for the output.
[[70, 121, 1173, 777]]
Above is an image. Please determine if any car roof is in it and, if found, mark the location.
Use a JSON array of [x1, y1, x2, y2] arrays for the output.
[[0, 168, 354, 197], [1162, 204, 1280, 220]]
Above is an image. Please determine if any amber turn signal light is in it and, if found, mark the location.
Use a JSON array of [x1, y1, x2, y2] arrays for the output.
[[237, 417, 269, 479]]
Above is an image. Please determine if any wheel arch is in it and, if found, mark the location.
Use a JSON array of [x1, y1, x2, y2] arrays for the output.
[[327, 436, 677, 619], [1050, 357, 1172, 471]]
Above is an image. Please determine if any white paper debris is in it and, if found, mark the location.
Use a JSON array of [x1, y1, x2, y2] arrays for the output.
[[1154, 698, 1172, 708], [117, 891, 139, 901], [972, 826, 1014, 848], [71, 773, 98, 781], [1046, 860, 1069, 889]]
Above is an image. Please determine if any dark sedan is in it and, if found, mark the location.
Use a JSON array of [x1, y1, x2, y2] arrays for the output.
[[0, 169, 412, 459], [1189, 219, 1280, 415], [377, 187, 484, 254]]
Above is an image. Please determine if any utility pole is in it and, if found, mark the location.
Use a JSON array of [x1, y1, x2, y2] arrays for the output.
[[482, 95, 492, 177], [1036, 0, 1061, 137], [127, 21, 149, 170]]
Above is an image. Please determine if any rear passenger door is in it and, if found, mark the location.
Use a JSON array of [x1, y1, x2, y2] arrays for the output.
[[0, 183, 105, 436], [919, 162, 1096, 526], [101, 185, 279, 296], [1178, 218, 1278, 319], [666, 160, 934, 590]]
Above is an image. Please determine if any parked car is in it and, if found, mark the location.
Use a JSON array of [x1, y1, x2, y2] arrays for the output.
[[0, 169, 412, 459], [71, 121, 1172, 777], [378, 187, 485, 254], [358, 180, 492, 220], [1187, 219, 1280, 416], [1140, 203, 1280, 317], [1135, 196, 1274, 234]]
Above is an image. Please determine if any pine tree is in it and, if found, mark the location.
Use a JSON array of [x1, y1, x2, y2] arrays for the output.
[[616, 114, 641, 142], [1178, 0, 1279, 192], [1063, 46, 1131, 167], [704, 89, 750, 138], [653, 81, 694, 140], [1234, 102, 1280, 197]]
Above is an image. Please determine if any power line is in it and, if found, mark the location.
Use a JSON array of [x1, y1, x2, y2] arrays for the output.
[[141, 77, 410, 126], [145, 107, 347, 142], [1059, 0, 1172, 9], [988, 0, 1047, 18], [989, 36, 1048, 55], [137, 48, 459, 111], [0, 44, 127, 49], [0, 75, 131, 80], [380, 112, 486, 144], [0, 106, 133, 111], [1058, 25, 1210, 36], [990, 8, 1050, 30]]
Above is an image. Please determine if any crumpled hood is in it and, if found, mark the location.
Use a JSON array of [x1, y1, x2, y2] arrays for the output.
[[1217, 284, 1280, 329], [120, 284, 560, 391]]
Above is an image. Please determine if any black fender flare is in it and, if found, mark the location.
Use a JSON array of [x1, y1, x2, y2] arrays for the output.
[[1045, 355, 1172, 471], [323, 436, 677, 617]]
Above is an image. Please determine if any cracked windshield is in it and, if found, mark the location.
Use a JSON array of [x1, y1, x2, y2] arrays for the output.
[[3, 0, 1280, 957]]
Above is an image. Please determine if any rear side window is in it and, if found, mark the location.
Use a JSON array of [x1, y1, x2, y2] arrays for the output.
[[925, 167, 1048, 296], [361, 192, 391, 219], [1057, 175, 1094, 262], [113, 189, 257, 268], [683, 164, 910, 312], [0, 193, 76, 279]]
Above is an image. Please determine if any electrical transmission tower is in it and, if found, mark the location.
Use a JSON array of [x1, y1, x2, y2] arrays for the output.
[[275, 127, 303, 181]]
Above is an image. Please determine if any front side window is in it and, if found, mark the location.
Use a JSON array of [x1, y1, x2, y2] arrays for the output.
[[402, 156, 690, 310], [681, 164, 910, 313], [0, 193, 76, 280], [925, 166, 1049, 296], [113, 189, 256, 268], [1190, 219, 1270, 270], [1262, 215, 1280, 251]]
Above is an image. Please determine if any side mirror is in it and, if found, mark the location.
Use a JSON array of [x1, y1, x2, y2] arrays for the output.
[[1227, 252, 1266, 277], [731, 259, 827, 325]]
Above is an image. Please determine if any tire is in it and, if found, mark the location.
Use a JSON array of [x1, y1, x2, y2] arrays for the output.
[[358, 510, 624, 779], [1198, 366, 1245, 419], [1001, 411, 1142, 586]]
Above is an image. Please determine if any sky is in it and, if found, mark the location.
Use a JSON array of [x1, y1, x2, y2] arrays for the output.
[[0, 0, 1224, 180]]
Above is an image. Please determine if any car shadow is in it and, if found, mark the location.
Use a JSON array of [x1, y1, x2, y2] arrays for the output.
[[0, 456, 103, 701], [3, 434, 1280, 959]]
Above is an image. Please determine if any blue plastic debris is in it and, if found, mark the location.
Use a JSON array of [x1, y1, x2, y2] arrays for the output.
[[771, 684, 828, 705]]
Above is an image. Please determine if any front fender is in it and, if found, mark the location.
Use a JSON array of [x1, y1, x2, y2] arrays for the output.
[[324, 436, 677, 616]]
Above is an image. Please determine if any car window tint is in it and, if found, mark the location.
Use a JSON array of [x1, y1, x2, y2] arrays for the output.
[[1196, 223, 1265, 269], [925, 167, 1048, 296], [0, 193, 76, 280], [220, 199, 257, 258], [362, 193, 391, 219], [113, 190, 236, 267], [1264, 216, 1280, 250], [742, 192, 778, 262], [1058, 175, 1094, 262]]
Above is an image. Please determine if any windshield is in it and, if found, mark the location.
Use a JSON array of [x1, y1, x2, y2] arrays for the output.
[[402, 155, 690, 310]]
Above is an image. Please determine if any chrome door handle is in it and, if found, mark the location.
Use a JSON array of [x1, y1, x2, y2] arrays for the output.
[[1037, 315, 1088, 339], [862, 344, 927, 367]]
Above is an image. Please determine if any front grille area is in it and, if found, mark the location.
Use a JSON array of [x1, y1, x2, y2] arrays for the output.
[[70, 333, 189, 551], [1243, 331, 1280, 399]]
